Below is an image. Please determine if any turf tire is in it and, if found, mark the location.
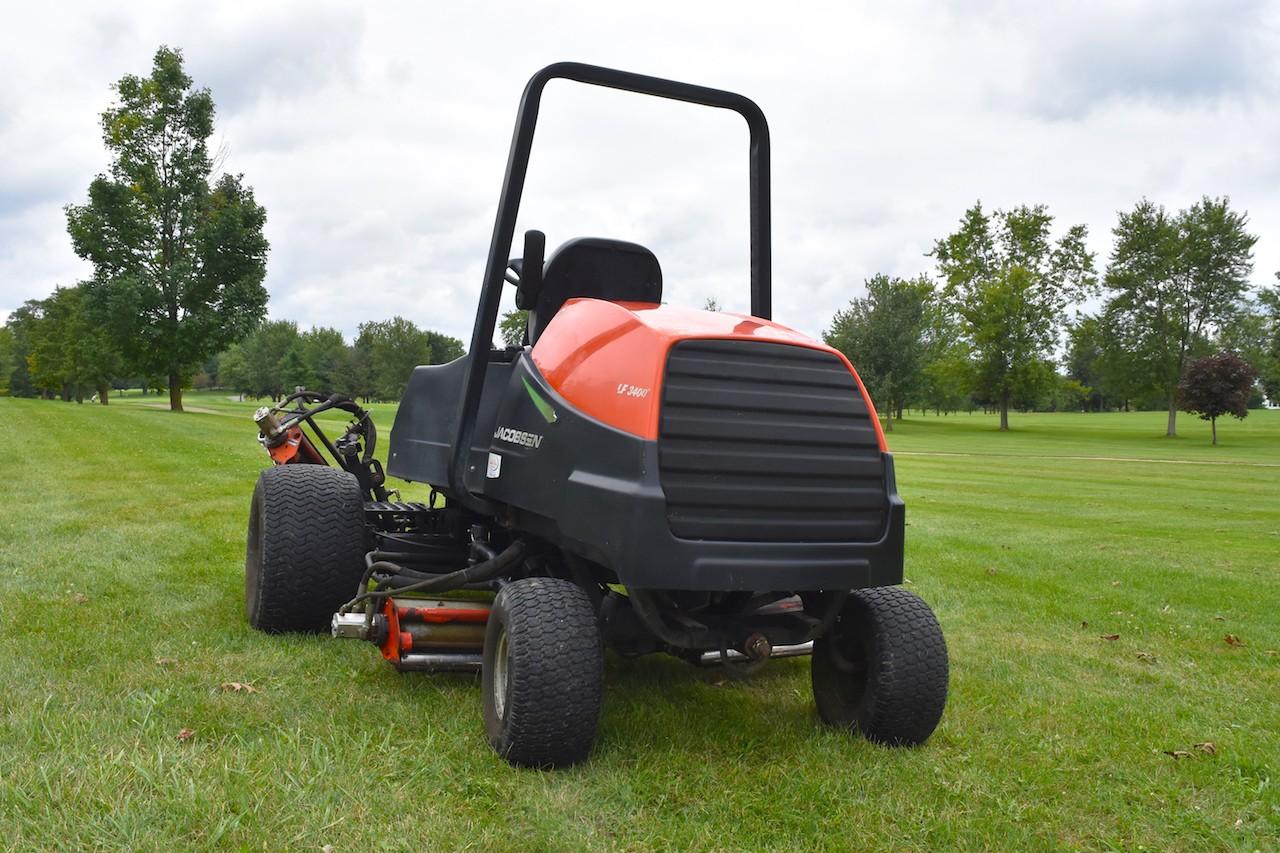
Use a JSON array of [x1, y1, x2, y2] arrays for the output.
[[245, 465, 367, 634], [482, 577, 603, 768], [811, 585, 948, 746]]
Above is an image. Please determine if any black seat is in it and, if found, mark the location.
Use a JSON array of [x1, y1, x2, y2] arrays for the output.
[[527, 238, 662, 343]]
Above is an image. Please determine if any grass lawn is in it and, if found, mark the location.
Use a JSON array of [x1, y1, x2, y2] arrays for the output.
[[1, 393, 1276, 850]]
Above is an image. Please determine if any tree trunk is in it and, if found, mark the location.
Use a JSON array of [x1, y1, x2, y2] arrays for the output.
[[97, 382, 110, 405], [1166, 399, 1177, 437], [999, 393, 1010, 431], [1211, 417, 1217, 446], [75, 385, 84, 404], [169, 372, 184, 412], [884, 414, 893, 433]]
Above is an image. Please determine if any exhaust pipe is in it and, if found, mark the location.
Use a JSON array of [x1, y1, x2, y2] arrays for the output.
[[698, 640, 814, 666]]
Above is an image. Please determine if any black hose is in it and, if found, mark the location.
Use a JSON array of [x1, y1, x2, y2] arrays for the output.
[[339, 541, 525, 613]]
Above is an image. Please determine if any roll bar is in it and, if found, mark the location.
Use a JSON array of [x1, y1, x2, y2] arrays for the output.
[[450, 62, 772, 510]]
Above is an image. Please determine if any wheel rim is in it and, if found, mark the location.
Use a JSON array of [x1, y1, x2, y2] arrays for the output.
[[492, 627, 510, 720]]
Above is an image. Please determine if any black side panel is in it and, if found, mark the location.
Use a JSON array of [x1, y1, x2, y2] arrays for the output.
[[387, 356, 514, 488], [659, 340, 884, 541]]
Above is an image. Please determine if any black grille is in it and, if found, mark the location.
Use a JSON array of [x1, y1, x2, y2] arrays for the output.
[[658, 340, 886, 542]]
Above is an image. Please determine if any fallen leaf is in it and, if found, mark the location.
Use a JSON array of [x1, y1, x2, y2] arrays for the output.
[[1163, 750, 1191, 760], [1136, 652, 1157, 664], [1160, 604, 1171, 613], [1266, 650, 1277, 657], [322, 846, 335, 853], [155, 657, 178, 667], [1223, 634, 1245, 648], [1213, 615, 1226, 622], [1101, 634, 1120, 642], [984, 567, 998, 576], [70, 592, 88, 604], [219, 682, 259, 693], [176, 728, 195, 742], [1194, 741, 1216, 755], [1110, 580, 1121, 587], [1080, 620, 1089, 629]]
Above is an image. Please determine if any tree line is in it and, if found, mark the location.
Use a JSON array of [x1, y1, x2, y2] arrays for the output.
[[2, 46, 1277, 437], [824, 199, 1279, 436], [0, 294, 462, 405]]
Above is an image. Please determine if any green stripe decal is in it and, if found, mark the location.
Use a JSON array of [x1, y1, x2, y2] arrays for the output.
[[522, 377, 558, 424]]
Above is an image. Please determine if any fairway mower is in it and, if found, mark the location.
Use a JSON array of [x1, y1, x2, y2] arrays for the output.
[[244, 63, 948, 768]]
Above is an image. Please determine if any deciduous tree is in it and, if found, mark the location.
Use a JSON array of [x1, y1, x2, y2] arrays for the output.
[[1261, 281, 1280, 404], [931, 203, 1096, 429], [24, 286, 122, 403], [65, 46, 268, 412], [298, 327, 348, 391], [824, 274, 934, 431], [0, 327, 14, 396], [1103, 197, 1256, 435], [357, 317, 463, 401], [498, 309, 528, 348], [1177, 352, 1258, 445]]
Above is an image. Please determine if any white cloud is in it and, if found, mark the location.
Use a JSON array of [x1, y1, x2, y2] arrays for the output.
[[2, 0, 1279, 342]]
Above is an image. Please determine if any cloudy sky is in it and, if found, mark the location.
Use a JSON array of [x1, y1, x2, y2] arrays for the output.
[[2, 1, 1278, 344]]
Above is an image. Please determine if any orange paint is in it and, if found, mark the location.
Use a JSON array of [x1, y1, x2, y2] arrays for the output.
[[397, 605, 489, 624], [531, 299, 887, 451], [379, 597, 402, 662]]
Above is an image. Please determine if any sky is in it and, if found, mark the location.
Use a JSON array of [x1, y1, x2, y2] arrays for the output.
[[2, 1, 1279, 345]]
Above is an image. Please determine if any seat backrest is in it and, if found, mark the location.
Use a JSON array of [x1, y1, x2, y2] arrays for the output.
[[528, 238, 662, 343]]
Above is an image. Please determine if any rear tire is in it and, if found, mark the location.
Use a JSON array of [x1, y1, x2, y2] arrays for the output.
[[811, 586, 948, 745], [245, 465, 367, 633], [482, 577, 603, 768]]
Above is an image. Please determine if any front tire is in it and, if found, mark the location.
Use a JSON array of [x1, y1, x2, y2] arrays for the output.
[[482, 577, 604, 768], [245, 465, 367, 633], [811, 586, 948, 745]]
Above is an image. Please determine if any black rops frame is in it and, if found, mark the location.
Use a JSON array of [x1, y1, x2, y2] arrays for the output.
[[449, 62, 773, 511]]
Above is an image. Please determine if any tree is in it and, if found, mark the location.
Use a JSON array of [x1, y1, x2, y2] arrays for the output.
[[332, 342, 375, 402], [702, 296, 721, 311], [1221, 278, 1280, 405], [238, 320, 300, 399], [3, 302, 42, 397], [218, 344, 252, 400], [298, 327, 347, 391], [1102, 197, 1256, 436], [65, 46, 268, 412], [25, 285, 123, 403], [1177, 352, 1258, 445], [0, 327, 14, 395], [357, 317, 463, 400], [824, 274, 933, 431], [931, 203, 1096, 429], [1065, 315, 1106, 411], [498, 309, 527, 348], [279, 343, 311, 392]]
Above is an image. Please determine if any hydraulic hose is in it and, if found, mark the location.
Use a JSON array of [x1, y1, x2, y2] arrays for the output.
[[338, 540, 526, 614]]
